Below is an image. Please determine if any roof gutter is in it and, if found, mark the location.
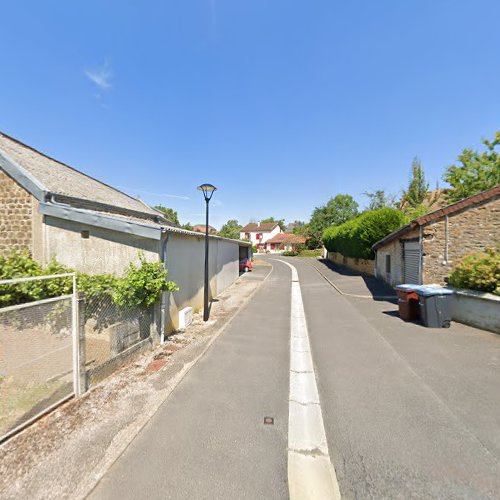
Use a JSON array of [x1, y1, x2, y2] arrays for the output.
[[39, 202, 163, 240], [47, 192, 171, 225]]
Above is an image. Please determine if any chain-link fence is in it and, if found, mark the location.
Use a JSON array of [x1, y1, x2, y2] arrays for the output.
[[1, 273, 159, 441], [0, 273, 77, 442], [81, 289, 155, 385]]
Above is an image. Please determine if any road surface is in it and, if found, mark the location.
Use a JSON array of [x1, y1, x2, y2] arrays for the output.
[[89, 257, 500, 499]]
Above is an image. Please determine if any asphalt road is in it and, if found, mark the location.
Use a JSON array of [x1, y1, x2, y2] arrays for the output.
[[89, 257, 500, 499]]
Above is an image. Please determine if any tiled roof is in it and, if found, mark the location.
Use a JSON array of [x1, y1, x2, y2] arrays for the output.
[[193, 224, 217, 232], [267, 233, 306, 244], [372, 185, 500, 250], [241, 222, 279, 232], [0, 131, 159, 217]]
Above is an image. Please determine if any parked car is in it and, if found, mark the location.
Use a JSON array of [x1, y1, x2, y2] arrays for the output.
[[239, 258, 253, 272]]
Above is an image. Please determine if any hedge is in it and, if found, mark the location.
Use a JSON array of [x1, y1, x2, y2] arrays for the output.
[[322, 208, 407, 260]]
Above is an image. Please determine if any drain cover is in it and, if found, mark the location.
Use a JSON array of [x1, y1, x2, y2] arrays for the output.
[[264, 417, 274, 425]]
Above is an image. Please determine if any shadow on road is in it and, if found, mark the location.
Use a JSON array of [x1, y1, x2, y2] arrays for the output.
[[316, 259, 397, 304]]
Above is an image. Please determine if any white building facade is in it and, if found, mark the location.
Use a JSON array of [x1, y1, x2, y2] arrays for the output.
[[239, 222, 282, 251]]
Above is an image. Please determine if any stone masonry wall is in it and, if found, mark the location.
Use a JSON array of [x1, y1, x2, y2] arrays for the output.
[[0, 169, 34, 256], [327, 251, 375, 275], [422, 196, 499, 284]]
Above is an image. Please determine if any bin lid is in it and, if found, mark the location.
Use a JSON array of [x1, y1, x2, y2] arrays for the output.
[[417, 286, 454, 296], [395, 284, 420, 291]]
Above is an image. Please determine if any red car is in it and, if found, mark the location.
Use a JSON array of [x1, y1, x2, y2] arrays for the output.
[[239, 258, 253, 273]]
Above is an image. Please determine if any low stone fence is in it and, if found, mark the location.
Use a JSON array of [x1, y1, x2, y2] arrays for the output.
[[450, 289, 500, 334], [326, 251, 375, 276]]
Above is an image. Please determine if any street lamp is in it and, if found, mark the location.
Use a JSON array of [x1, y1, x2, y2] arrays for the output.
[[197, 183, 217, 321]]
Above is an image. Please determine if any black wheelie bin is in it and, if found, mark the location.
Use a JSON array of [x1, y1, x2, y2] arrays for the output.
[[416, 286, 454, 328]]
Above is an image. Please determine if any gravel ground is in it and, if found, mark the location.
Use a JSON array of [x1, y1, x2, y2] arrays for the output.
[[0, 264, 269, 500]]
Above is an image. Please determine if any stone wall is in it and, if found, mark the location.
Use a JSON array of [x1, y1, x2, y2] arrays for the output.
[[0, 169, 34, 256], [327, 251, 374, 275], [422, 196, 500, 284]]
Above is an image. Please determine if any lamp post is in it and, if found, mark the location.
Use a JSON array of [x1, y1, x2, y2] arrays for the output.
[[197, 183, 217, 321]]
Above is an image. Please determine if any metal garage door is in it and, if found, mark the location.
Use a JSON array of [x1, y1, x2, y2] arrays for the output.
[[404, 241, 421, 284]]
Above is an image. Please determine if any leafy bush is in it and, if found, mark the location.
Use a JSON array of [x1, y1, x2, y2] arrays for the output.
[[448, 248, 500, 295], [0, 250, 73, 306], [0, 250, 179, 308], [112, 254, 179, 308], [323, 208, 407, 260], [282, 251, 299, 256]]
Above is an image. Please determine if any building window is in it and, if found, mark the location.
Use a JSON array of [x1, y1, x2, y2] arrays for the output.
[[385, 254, 391, 274]]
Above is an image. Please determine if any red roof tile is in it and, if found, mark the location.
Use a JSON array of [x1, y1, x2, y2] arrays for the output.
[[267, 233, 306, 244]]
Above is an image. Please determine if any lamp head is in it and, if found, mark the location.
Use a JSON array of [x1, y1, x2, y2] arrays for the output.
[[197, 183, 217, 201]]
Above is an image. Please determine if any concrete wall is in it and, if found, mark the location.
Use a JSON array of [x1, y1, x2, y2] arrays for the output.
[[450, 289, 500, 334], [160, 233, 241, 332], [327, 251, 374, 275], [43, 216, 160, 274]]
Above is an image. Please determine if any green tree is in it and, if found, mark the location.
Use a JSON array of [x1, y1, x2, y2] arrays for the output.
[[401, 157, 429, 208], [260, 217, 286, 229], [309, 194, 359, 244], [219, 219, 242, 240], [182, 222, 194, 231], [362, 190, 395, 211], [443, 131, 500, 203], [154, 205, 180, 226]]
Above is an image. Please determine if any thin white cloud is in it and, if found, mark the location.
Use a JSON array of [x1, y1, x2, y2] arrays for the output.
[[118, 186, 190, 200], [86, 60, 112, 90]]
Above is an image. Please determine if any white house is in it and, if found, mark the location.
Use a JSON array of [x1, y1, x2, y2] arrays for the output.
[[239, 222, 282, 251]]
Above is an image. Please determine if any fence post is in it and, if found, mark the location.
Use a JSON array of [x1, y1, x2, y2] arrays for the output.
[[71, 274, 81, 396], [78, 293, 87, 393]]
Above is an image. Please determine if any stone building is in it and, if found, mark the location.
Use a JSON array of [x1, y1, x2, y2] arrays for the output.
[[372, 186, 499, 286], [0, 131, 250, 331]]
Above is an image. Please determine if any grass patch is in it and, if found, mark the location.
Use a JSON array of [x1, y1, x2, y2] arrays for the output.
[[296, 249, 322, 258]]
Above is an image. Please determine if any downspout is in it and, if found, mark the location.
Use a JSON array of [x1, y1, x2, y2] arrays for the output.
[[418, 226, 423, 284], [160, 233, 170, 344], [444, 215, 449, 264]]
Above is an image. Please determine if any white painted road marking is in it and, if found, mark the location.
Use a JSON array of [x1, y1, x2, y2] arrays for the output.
[[275, 259, 341, 500]]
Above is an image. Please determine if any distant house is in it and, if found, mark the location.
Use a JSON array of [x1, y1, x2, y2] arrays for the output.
[[193, 224, 218, 234], [372, 186, 500, 286], [264, 233, 306, 253], [239, 222, 282, 251]]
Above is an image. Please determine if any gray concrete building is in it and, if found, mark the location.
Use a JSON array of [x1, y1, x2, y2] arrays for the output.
[[0, 131, 250, 332]]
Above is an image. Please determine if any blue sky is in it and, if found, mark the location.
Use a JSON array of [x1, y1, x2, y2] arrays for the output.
[[1, 1, 499, 228]]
